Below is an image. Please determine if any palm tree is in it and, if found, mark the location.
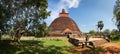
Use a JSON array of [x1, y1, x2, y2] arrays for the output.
[[114, 0, 120, 31], [97, 20, 104, 37]]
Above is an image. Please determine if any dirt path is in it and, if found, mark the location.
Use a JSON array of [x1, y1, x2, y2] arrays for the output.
[[98, 42, 120, 49], [97, 42, 120, 54], [76, 42, 120, 54]]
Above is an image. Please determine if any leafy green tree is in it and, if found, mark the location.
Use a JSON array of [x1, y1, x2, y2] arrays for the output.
[[114, 0, 120, 31], [111, 29, 120, 36], [0, 0, 50, 42], [89, 30, 96, 36], [97, 20, 104, 36], [35, 22, 50, 37], [0, 0, 14, 41], [102, 29, 111, 35]]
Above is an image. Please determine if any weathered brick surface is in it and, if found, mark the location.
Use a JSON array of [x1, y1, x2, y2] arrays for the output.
[[49, 9, 81, 36]]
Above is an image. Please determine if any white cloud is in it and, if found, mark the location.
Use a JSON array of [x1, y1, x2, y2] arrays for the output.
[[46, 0, 81, 25], [61, 0, 80, 8]]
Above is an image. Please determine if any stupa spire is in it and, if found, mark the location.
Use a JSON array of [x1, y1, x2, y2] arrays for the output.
[[62, 9, 66, 13], [59, 9, 69, 17]]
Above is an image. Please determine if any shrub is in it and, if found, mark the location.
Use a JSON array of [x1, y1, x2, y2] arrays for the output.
[[110, 36, 120, 41]]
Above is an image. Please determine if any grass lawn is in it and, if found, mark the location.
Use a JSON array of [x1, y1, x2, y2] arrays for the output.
[[0, 37, 74, 54], [111, 40, 120, 42], [41, 38, 72, 46], [42, 40, 67, 46], [21, 37, 72, 46], [2, 36, 120, 54]]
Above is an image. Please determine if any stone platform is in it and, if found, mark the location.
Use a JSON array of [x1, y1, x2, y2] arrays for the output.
[[68, 37, 108, 46]]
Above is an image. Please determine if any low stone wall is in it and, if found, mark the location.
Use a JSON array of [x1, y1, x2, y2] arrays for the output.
[[20, 36, 67, 40], [68, 38, 80, 46], [68, 37, 108, 47]]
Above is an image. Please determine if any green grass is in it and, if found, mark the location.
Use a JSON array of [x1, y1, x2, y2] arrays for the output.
[[0, 44, 73, 54], [42, 40, 66, 46], [0, 37, 74, 54], [1, 37, 12, 40], [110, 36, 120, 42], [111, 40, 120, 42], [21, 37, 72, 46], [41, 38, 71, 46]]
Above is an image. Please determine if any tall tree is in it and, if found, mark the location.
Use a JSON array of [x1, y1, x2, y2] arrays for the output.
[[97, 20, 104, 37], [88, 30, 96, 36], [102, 29, 111, 35], [111, 29, 120, 37], [114, 0, 120, 31], [0, 0, 50, 42], [0, 0, 14, 41]]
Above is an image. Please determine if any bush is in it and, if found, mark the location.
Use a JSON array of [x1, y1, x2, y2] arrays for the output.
[[54, 39, 62, 41], [1, 38, 12, 40], [110, 36, 120, 41]]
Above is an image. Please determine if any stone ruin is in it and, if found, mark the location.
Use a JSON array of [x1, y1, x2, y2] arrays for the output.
[[49, 9, 83, 37]]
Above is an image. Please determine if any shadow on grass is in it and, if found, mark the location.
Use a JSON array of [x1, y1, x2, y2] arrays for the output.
[[0, 43, 72, 54], [0, 44, 20, 54], [21, 40, 44, 45]]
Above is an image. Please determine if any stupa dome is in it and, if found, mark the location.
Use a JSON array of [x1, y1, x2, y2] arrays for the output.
[[49, 9, 81, 36]]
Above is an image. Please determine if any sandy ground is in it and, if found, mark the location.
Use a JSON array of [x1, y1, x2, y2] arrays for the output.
[[98, 42, 120, 49]]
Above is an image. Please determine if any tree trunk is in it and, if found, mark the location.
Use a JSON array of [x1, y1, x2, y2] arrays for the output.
[[100, 30, 101, 38], [14, 28, 21, 43], [0, 32, 1, 41], [0, 35, 1, 41]]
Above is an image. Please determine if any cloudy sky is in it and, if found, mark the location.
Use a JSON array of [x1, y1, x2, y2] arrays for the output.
[[45, 0, 117, 32]]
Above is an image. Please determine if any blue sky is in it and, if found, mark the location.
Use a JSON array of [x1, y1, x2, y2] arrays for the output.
[[46, 0, 117, 32]]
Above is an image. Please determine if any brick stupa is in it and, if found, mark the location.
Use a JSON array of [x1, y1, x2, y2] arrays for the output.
[[49, 9, 81, 36]]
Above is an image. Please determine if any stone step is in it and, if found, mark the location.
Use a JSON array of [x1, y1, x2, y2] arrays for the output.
[[91, 39, 108, 46]]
